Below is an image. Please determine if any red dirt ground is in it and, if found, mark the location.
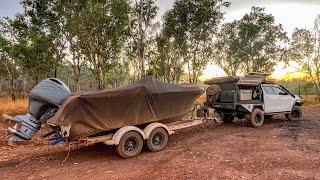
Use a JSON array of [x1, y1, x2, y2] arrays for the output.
[[0, 107, 320, 180]]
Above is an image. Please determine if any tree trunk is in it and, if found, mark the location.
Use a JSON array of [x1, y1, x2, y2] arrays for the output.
[[4, 60, 16, 101], [187, 60, 192, 83], [138, 0, 146, 78], [139, 38, 145, 78], [315, 68, 320, 101], [10, 78, 16, 102], [315, 82, 320, 101], [75, 68, 81, 92], [97, 60, 106, 90], [98, 67, 104, 90]]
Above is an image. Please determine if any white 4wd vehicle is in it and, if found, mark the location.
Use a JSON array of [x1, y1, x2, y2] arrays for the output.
[[261, 84, 303, 118], [205, 73, 303, 127]]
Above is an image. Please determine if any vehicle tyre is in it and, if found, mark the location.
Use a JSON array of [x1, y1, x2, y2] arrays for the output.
[[264, 115, 274, 119], [222, 114, 234, 123], [146, 128, 168, 152], [285, 106, 302, 121], [116, 131, 143, 159], [249, 108, 264, 127]]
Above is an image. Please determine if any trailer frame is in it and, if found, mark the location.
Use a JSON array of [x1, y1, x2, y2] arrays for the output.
[[69, 117, 207, 158]]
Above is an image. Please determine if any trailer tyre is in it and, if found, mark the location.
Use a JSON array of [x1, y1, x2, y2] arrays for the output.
[[116, 131, 143, 159], [285, 106, 302, 121], [250, 108, 264, 127], [146, 128, 168, 152]]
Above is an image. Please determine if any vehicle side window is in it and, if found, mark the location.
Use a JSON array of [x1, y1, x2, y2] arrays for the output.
[[263, 86, 274, 95], [272, 87, 286, 95]]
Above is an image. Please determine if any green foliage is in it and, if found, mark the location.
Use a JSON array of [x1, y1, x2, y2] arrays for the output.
[[1, 0, 319, 96], [162, 0, 229, 83], [11, 31, 55, 81], [22, 0, 65, 78], [289, 15, 320, 99], [129, 0, 159, 78], [149, 34, 184, 83], [301, 81, 315, 94], [74, 0, 130, 89], [0, 35, 11, 76], [0, 33, 20, 100], [214, 7, 288, 75], [107, 60, 131, 88]]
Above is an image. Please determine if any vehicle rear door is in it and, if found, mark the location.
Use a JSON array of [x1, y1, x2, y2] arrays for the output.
[[261, 85, 278, 113]]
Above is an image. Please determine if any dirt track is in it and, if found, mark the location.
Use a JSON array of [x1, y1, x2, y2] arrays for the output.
[[0, 107, 320, 180]]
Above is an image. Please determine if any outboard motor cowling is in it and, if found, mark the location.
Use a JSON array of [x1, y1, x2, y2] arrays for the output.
[[7, 78, 71, 142]]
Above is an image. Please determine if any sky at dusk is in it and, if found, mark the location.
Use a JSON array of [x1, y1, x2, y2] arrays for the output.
[[1, 0, 320, 79]]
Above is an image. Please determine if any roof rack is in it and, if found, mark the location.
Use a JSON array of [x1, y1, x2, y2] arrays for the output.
[[237, 72, 270, 86], [204, 73, 271, 86], [204, 76, 240, 85]]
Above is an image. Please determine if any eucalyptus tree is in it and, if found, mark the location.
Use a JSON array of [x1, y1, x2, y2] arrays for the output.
[[0, 33, 19, 100], [0, 0, 66, 95], [54, 0, 87, 91], [162, 0, 230, 83], [215, 7, 287, 75], [21, 0, 66, 78], [75, 0, 130, 90], [149, 34, 184, 83], [128, 0, 159, 78], [214, 21, 242, 76], [290, 15, 320, 100], [7, 16, 55, 85]]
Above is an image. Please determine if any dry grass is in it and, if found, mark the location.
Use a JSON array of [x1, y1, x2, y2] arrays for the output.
[[302, 95, 320, 107], [197, 93, 206, 104], [0, 96, 28, 118], [0, 97, 28, 143]]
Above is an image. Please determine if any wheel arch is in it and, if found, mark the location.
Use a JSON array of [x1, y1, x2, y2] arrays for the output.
[[240, 104, 263, 113], [253, 105, 264, 111], [109, 126, 145, 145], [143, 123, 172, 140]]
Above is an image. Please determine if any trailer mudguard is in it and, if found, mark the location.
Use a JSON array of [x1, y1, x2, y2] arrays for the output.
[[105, 126, 145, 145], [143, 123, 173, 139]]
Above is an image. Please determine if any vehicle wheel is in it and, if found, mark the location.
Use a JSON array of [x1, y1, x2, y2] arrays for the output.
[[249, 108, 264, 127], [222, 114, 234, 123], [116, 131, 143, 159], [285, 106, 302, 121], [264, 115, 274, 119], [146, 128, 168, 152]]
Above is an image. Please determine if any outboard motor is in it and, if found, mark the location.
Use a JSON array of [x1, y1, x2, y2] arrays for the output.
[[7, 78, 71, 142]]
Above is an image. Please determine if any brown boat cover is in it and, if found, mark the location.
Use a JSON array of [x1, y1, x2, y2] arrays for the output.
[[48, 77, 204, 140]]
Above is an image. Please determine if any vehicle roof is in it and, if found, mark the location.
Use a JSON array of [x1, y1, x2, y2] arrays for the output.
[[204, 76, 240, 85], [238, 73, 268, 86], [205, 73, 270, 86]]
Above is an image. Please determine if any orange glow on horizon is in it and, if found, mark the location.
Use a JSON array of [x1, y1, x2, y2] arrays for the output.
[[199, 61, 305, 82]]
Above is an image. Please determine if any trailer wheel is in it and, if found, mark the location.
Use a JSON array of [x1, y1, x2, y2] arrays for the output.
[[146, 128, 168, 152], [285, 106, 302, 121], [116, 131, 143, 159], [249, 108, 264, 127]]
